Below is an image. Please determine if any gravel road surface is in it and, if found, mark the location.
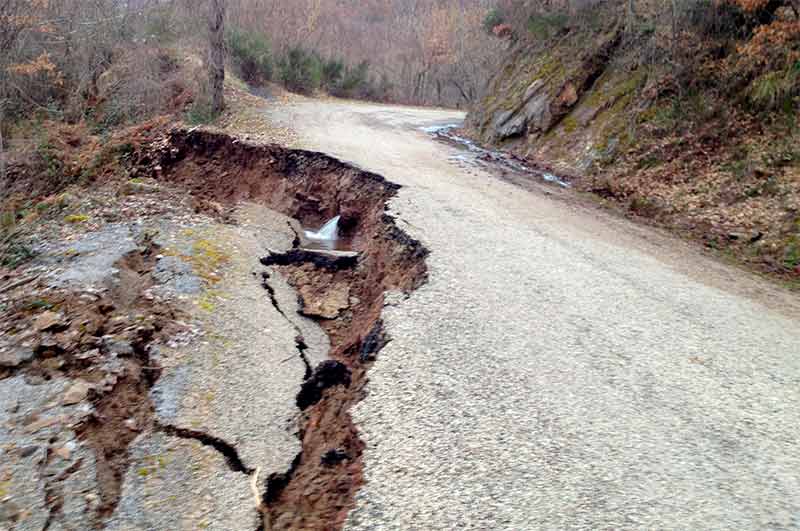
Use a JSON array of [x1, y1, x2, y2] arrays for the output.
[[268, 100, 800, 530]]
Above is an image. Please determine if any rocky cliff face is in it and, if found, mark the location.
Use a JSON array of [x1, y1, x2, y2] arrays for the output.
[[468, 27, 643, 175]]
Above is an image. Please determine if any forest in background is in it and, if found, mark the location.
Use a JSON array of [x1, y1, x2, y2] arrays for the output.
[[0, 0, 505, 135], [0, 0, 508, 215], [227, 0, 506, 106]]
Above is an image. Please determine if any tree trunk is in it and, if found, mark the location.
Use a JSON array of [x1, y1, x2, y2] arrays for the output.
[[451, 80, 470, 104], [209, 0, 226, 115], [670, 0, 678, 60]]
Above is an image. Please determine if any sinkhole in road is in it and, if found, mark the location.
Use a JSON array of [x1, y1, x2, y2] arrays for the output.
[[145, 129, 430, 530]]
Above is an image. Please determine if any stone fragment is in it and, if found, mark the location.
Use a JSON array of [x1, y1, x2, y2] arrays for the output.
[[62, 381, 92, 406], [34, 311, 67, 332], [299, 282, 350, 320], [103, 337, 134, 357], [25, 415, 66, 434], [54, 445, 72, 460], [41, 358, 65, 370], [0, 500, 21, 524], [557, 82, 579, 106], [36, 334, 60, 355], [74, 349, 100, 361], [0, 348, 35, 368]]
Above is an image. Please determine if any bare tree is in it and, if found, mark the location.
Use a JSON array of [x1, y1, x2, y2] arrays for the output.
[[209, 0, 226, 114]]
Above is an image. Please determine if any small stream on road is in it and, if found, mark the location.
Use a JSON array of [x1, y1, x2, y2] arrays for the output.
[[421, 123, 571, 188], [302, 215, 355, 251]]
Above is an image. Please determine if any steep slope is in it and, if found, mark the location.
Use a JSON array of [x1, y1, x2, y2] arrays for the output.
[[468, 7, 800, 284]]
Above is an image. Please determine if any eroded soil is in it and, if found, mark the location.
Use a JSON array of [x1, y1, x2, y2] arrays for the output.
[[0, 236, 185, 528], [147, 129, 429, 529], [0, 123, 432, 530]]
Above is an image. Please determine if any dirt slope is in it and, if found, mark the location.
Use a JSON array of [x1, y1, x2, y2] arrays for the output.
[[467, 27, 800, 284]]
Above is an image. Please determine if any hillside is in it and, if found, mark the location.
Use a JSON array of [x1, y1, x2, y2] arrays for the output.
[[468, 0, 800, 283]]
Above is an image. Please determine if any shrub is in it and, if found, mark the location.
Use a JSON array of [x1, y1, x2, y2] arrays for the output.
[[89, 47, 190, 133], [336, 61, 370, 96], [747, 65, 800, 111], [527, 12, 569, 40], [227, 28, 273, 84], [329, 61, 388, 100], [785, 239, 800, 269], [1, 241, 36, 268], [483, 8, 506, 34], [273, 48, 385, 101], [278, 48, 323, 94], [321, 58, 345, 88]]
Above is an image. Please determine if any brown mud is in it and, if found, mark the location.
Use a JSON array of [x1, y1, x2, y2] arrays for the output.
[[0, 237, 184, 526], [147, 129, 430, 530]]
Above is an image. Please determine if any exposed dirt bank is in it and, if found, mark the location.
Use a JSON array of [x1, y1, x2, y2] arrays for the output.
[[147, 129, 430, 529]]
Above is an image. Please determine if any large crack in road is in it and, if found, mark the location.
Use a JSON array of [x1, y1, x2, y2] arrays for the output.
[[145, 129, 430, 529], [0, 127, 430, 530]]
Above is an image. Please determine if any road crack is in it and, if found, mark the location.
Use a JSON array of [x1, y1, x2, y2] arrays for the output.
[[261, 270, 313, 380], [146, 128, 431, 529], [157, 423, 254, 475]]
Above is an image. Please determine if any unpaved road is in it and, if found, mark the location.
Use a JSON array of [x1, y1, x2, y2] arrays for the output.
[[268, 100, 800, 530]]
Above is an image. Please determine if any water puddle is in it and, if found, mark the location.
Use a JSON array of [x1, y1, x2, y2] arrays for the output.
[[421, 124, 571, 188], [301, 216, 354, 251]]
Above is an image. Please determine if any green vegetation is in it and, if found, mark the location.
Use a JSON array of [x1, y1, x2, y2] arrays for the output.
[[527, 12, 569, 40], [1, 244, 35, 267], [747, 65, 800, 111], [224, 27, 388, 100], [64, 214, 89, 224], [277, 47, 322, 93], [785, 239, 800, 268], [24, 299, 54, 311], [277, 46, 388, 99], [185, 99, 219, 125], [35, 141, 64, 181], [483, 8, 506, 33], [227, 28, 273, 84]]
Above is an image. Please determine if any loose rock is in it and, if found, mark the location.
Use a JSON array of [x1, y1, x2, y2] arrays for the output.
[[62, 381, 92, 406], [0, 348, 35, 368], [34, 311, 68, 332], [299, 282, 350, 320]]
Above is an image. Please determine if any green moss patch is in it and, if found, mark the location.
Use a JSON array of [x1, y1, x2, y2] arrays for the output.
[[64, 214, 89, 224]]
